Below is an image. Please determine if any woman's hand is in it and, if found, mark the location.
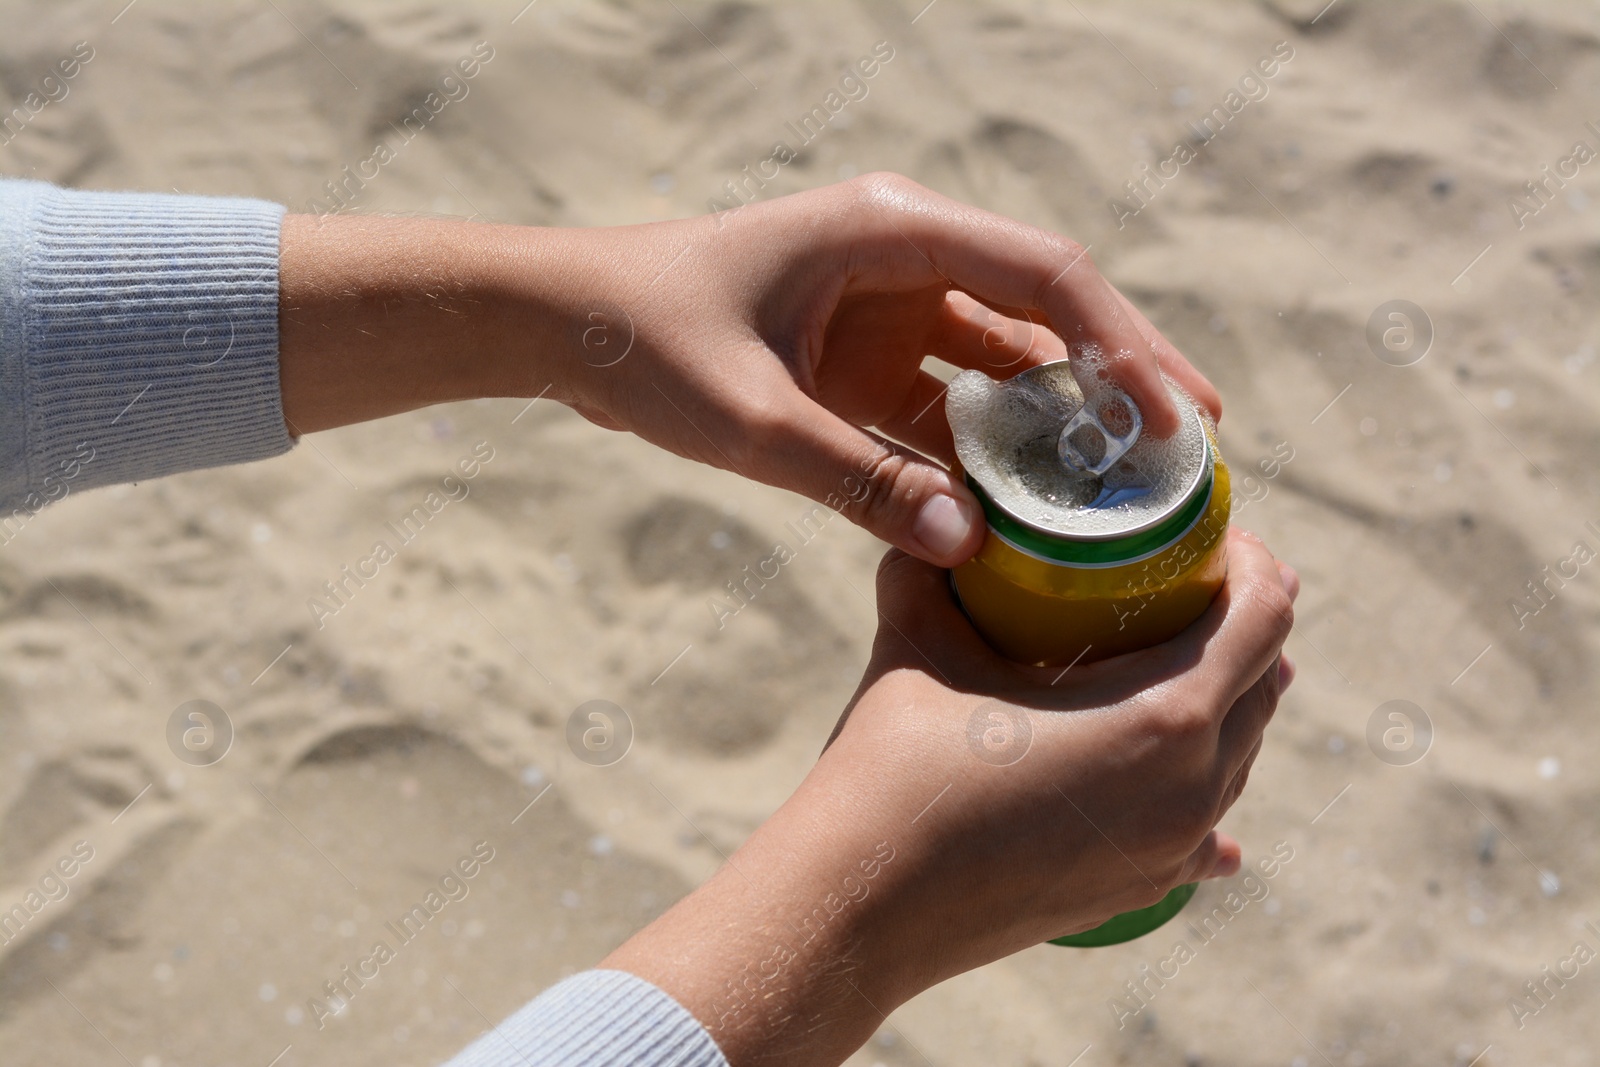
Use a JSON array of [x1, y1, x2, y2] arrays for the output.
[[279, 173, 1219, 567], [602, 528, 1296, 1067], [554, 173, 1220, 565]]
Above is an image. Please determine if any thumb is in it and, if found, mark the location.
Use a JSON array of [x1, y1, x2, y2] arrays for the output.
[[763, 400, 985, 566], [871, 547, 970, 639]]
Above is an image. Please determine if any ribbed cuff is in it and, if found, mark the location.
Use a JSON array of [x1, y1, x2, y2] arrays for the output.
[[0, 180, 292, 511], [440, 970, 728, 1067]]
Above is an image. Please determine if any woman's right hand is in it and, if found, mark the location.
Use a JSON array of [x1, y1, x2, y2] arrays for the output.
[[604, 527, 1297, 1067], [817, 527, 1297, 994]]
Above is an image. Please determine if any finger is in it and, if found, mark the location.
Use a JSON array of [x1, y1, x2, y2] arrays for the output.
[[1277, 559, 1300, 603], [1279, 654, 1296, 690], [872, 369, 958, 465], [764, 397, 985, 566], [1105, 283, 1222, 423], [836, 174, 1185, 437], [1182, 829, 1242, 882], [888, 294, 1069, 462], [570, 399, 626, 433], [925, 291, 1068, 375], [823, 549, 1003, 752], [1226, 735, 1265, 809], [872, 549, 986, 655], [1141, 527, 1295, 719], [1216, 664, 1280, 780], [867, 546, 1045, 693]]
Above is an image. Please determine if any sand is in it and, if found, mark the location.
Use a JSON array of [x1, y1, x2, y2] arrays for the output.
[[2, 1, 1599, 1064]]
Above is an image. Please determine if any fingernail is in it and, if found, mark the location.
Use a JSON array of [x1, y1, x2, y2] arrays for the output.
[[1210, 853, 1242, 879], [1279, 654, 1297, 689], [912, 494, 976, 560]]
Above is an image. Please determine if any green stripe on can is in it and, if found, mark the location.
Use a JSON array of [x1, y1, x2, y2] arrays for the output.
[[967, 467, 1214, 566]]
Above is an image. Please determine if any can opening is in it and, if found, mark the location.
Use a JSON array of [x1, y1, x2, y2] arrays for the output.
[[947, 359, 1210, 542]]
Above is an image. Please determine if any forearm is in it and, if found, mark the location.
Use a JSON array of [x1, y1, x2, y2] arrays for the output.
[[277, 213, 599, 433], [602, 797, 916, 1067]]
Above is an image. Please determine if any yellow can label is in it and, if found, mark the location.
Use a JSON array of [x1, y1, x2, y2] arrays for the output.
[[953, 445, 1232, 666]]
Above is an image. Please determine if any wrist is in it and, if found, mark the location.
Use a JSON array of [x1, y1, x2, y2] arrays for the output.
[[601, 797, 919, 1066]]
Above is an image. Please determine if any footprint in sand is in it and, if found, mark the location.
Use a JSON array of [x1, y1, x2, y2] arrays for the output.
[[621, 496, 854, 756], [0, 747, 190, 1012], [1, 722, 689, 1065]]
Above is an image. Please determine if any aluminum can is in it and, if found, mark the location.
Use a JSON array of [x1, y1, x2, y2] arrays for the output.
[[948, 360, 1231, 946]]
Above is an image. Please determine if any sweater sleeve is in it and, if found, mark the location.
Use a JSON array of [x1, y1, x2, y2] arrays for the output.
[[0, 179, 293, 515], [440, 969, 728, 1067]]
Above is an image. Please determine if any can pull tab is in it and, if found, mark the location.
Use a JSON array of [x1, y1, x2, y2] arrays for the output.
[[1058, 393, 1142, 476]]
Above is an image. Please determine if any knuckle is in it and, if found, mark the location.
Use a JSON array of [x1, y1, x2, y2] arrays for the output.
[[1158, 850, 1204, 894], [1053, 235, 1087, 264], [875, 546, 909, 577], [1256, 664, 1284, 718], [854, 170, 924, 206], [724, 393, 793, 472], [1235, 666, 1281, 729], [1034, 235, 1091, 305], [841, 447, 913, 526], [1124, 880, 1174, 913], [1153, 697, 1216, 743], [1230, 762, 1254, 805], [1241, 567, 1295, 642], [873, 547, 915, 591]]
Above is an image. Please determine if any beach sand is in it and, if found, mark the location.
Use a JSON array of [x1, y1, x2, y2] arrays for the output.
[[2, 1, 1599, 1064]]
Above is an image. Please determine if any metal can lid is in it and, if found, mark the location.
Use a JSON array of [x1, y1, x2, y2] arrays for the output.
[[948, 360, 1211, 543]]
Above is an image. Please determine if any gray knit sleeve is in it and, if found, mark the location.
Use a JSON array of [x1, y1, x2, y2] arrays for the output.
[[0, 179, 292, 518], [440, 970, 728, 1067], [0, 187, 730, 1066]]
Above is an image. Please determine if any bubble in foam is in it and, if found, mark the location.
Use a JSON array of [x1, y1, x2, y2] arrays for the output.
[[948, 353, 1209, 539]]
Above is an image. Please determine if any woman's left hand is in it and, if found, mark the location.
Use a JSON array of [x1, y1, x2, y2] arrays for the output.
[[545, 172, 1220, 566]]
